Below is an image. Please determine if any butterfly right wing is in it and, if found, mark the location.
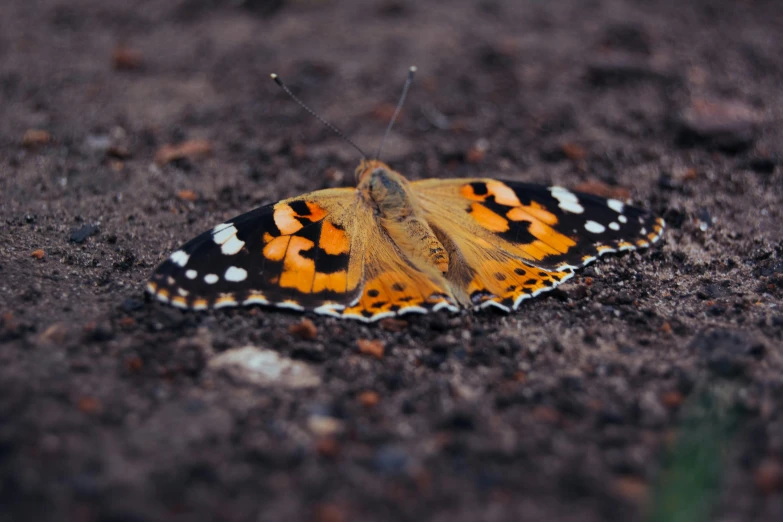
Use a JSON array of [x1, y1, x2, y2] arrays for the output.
[[412, 178, 664, 311], [147, 188, 369, 316]]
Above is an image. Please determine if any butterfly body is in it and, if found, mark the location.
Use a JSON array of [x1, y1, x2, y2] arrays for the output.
[[147, 159, 664, 321], [361, 161, 451, 275]]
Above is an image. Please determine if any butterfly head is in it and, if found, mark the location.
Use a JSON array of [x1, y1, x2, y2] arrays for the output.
[[355, 160, 416, 219]]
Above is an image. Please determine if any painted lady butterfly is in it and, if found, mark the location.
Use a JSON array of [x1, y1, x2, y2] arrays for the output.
[[147, 68, 664, 322]]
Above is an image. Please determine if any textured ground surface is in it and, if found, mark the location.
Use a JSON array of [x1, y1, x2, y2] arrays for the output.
[[2, 1, 783, 521]]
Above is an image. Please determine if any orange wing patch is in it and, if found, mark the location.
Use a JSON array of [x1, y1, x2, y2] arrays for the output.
[[319, 221, 350, 255], [260, 203, 356, 297], [463, 182, 578, 263], [465, 255, 574, 311], [341, 270, 457, 321], [273, 201, 328, 235], [278, 235, 317, 293]]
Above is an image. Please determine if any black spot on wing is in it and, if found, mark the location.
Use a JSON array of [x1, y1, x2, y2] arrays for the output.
[[470, 195, 537, 245], [294, 220, 351, 275], [469, 182, 488, 196], [287, 200, 311, 216]]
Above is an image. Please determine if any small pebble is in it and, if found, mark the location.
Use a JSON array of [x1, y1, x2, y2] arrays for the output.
[[289, 318, 318, 340], [69, 224, 99, 244], [155, 139, 212, 166], [357, 339, 385, 359], [22, 129, 51, 147]]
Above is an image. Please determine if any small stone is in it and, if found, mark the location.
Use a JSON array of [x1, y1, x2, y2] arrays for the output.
[[208, 345, 321, 388], [69, 224, 99, 244], [112, 45, 143, 70], [573, 180, 631, 200], [30, 249, 45, 260], [307, 415, 344, 436], [532, 406, 561, 424], [612, 475, 648, 503], [357, 390, 380, 408], [465, 138, 489, 164], [83, 322, 114, 342], [22, 129, 51, 147], [560, 142, 587, 162], [154, 139, 212, 166], [315, 437, 340, 458], [313, 503, 345, 522], [754, 460, 782, 494], [289, 318, 318, 340], [370, 101, 400, 122], [77, 396, 101, 414], [677, 99, 762, 153], [379, 317, 408, 332], [118, 317, 136, 328], [176, 189, 199, 202], [373, 445, 412, 475], [125, 356, 144, 373], [357, 339, 385, 359], [661, 391, 684, 408], [39, 322, 70, 345], [84, 134, 112, 153]]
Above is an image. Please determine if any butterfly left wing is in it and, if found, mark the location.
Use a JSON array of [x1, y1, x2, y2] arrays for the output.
[[147, 188, 369, 315], [412, 178, 664, 310]]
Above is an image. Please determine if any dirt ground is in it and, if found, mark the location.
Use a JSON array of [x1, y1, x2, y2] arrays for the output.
[[2, 0, 782, 521]]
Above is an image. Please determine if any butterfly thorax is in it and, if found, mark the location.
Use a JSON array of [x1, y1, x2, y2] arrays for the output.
[[357, 160, 450, 274]]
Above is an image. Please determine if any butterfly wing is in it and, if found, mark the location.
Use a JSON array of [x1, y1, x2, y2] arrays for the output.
[[147, 188, 369, 316], [412, 178, 664, 310]]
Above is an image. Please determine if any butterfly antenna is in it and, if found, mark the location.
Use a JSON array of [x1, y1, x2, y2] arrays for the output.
[[270, 73, 367, 160], [375, 66, 416, 161]]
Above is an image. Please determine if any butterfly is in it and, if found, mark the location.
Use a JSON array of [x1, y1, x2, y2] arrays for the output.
[[147, 69, 664, 322]]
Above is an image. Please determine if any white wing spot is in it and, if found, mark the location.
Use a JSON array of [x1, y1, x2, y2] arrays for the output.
[[607, 199, 625, 213], [212, 224, 238, 245], [618, 215, 628, 224], [549, 186, 585, 214], [640, 227, 647, 235], [609, 222, 620, 231], [185, 269, 197, 279], [221, 236, 245, 255], [170, 250, 190, 267], [204, 273, 219, 284], [224, 266, 248, 282], [585, 220, 606, 234]]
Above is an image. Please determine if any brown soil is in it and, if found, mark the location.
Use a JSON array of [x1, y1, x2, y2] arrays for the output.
[[1, 1, 782, 521]]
